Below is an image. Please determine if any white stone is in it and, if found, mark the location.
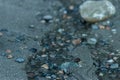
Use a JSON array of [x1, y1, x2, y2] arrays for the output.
[[79, 0, 116, 22], [107, 59, 114, 63]]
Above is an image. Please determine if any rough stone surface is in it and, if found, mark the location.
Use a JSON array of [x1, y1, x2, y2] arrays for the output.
[[79, 0, 116, 22]]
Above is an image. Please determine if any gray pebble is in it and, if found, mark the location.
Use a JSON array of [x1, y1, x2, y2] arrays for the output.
[[110, 63, 119, 69], [43, 15, 53, 20], [87, 38, 97, 45], [91, 24, 99, 30], [15, 57, 25, 63], [58, 28, 64, 33]]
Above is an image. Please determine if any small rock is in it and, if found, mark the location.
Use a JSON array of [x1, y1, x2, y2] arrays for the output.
[[80, 0, 116, 22], [0, 32, 3, 36], [91, 24, 99, 30], [69, 5, 74, 10], [113, 57, 118, 61], [40, 20, 46, 24], [107, 59, 114, 63], [87, 38, 97, 45], [43, 15, 53, 23], [41, 64, 49, 69], [43, 15, 53, 20], [60, 62, 78, 73], [99, 72, 104, 77], [29, 25, 35, 28], [99, 25, 105, 29], [58, 70, 64, 74], [60, 62, 71, 72], [6, 49, 12, 53], [72, 38, 81, 45], [58, 28, 64, 33], [102, 20, 113, 27], [63, 10, 67, 14], [15, 57, 25, 63], [111, 29, 117, 34], [46, 76, 51, 79], [7, 54, 13, 59], [110, 63, 119, 69], [51, 74, 57, 79], [100, 67, 108, 72], [49, 53, 56, 58], [1, 53, 6, 56], [41, 54, 47, 57], [82, 34, 87, 37]]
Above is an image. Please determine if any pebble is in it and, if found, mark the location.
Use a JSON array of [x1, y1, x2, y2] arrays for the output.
[[1, 53, 6, 56], [6, 49, 12, 53], [41, 54, 47, 57], [0, 32, 3, 36], [41, 64, 49, 69], [29, 25, 35, 28], [80, 0, 116, 22], [43, 15, 53, 23], [43, 15, 53, 20], [99, 72, 104, 77], [60, 62, 71, 73], [63, 10, 67, 15], [99, 25, 105, 29], [111, 29, 117, 34], [91, 24, 99, 30], [51, 74, 57, 79], [15, 57, 25, 63], [87, 38, 97, 45], [72, 38, 81, 45], [40, 20, 46, 24], [102, 21, 113, 27], [58, 70, 64, 74], [82, 34, 87, 37], [7, 54, 13, 59], [60, 62, 78, 73], [69, 5, 74, 10], [100, 67, 108, 72], [113, 57, 118, 61], [110, 63, 119, 69], [107, 59, 114, 63], [46, 76, 51, 79], [58, 28, 64, 33]]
